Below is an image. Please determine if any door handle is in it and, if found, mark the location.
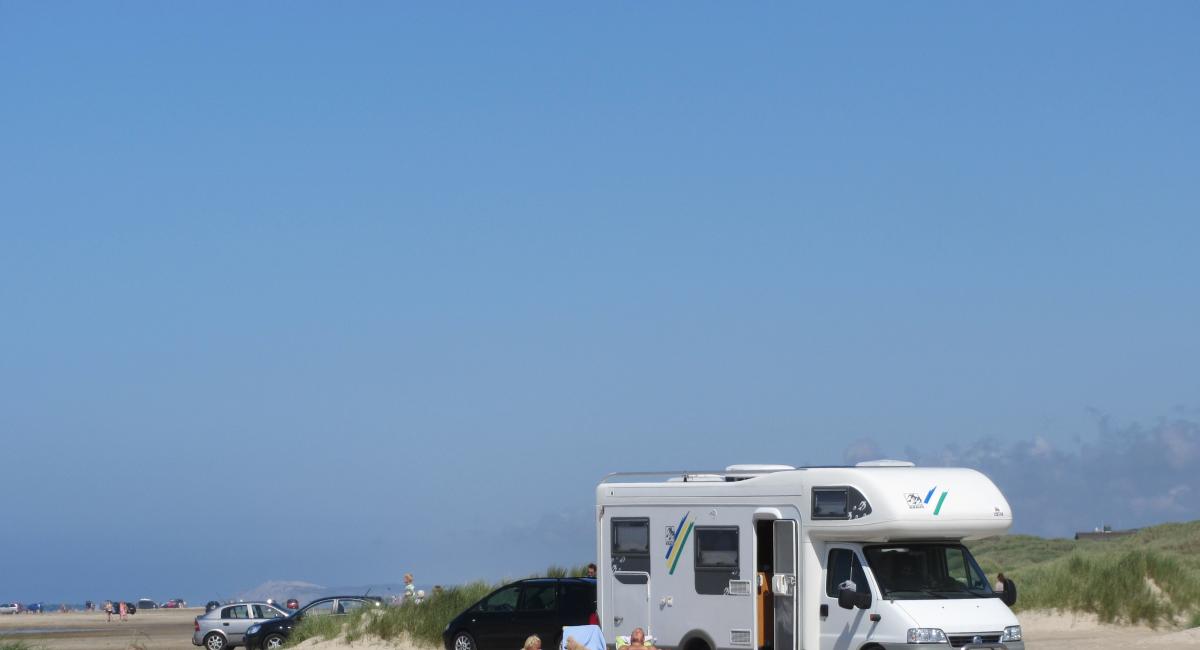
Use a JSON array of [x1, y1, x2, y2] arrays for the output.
[[223, 623, 230, 626]]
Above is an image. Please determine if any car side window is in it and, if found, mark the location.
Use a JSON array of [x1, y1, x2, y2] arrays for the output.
[[478, 585, 520, 613], [519, 583, 557, 612], [560, 584, 594, 617], [253, 605, 283, 619], [825, 549, 868, 597], [336, 599, 366, 614], [304, 601, 335, 616], [222, 605, 250, 619]]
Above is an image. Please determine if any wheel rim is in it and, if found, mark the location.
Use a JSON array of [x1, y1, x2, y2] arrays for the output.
[[455, 634, 473, 650], [207, 636, 225, 650], [266, 637, 283, 649]]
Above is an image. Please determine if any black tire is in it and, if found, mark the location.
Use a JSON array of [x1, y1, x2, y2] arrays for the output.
[[205, 633, 228, 650], [684, 639, 712, 650], [453, 631, 476, 650], [263, 634, 286, 650]]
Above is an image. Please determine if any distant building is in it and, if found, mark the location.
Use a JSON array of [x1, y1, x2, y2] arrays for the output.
[[1074, 524, 1138, 541]]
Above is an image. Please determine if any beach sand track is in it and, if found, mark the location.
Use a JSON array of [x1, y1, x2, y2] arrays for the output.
[[0, 607, 200, 650], [4, 608, 1199, 650]]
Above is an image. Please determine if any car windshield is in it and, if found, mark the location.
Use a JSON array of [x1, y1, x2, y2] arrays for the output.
[[863, 543, 994, 600]]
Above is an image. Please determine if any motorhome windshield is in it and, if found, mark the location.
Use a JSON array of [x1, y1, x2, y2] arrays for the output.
[[863, 543, 994, 600]]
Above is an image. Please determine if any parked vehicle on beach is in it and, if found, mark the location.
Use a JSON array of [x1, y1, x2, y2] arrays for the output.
[[442, 578, 597, 650], [596, 462, 1023, 650], [284, 599, 299, 610], [24, 602, 44, 613], [163, 599, 187, 608], [242, 596, 384, 650], [0, 602, 19, 614], [193, 602, 288, 650], [138, 599, 159, 610], [206, 601, 222, 613]]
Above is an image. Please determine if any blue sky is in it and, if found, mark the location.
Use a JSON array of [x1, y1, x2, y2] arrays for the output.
[[1, 2, 1198, 603]]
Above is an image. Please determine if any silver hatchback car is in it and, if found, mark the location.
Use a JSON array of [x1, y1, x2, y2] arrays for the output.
[[194, 602, 288, 650]]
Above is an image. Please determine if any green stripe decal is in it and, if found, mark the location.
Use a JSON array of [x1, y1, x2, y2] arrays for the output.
[[669, 522, 693, 574], [934, 491, 947, 515]]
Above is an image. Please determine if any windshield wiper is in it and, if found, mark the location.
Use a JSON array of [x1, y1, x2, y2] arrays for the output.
[[884, 589, 947, 599]]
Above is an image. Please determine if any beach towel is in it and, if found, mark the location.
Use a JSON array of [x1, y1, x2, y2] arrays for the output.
[[560, 625, 606, 650]]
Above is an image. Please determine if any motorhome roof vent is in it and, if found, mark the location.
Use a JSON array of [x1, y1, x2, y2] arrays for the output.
[[855, 459, 915, 467], [723, 464, 796, 480]]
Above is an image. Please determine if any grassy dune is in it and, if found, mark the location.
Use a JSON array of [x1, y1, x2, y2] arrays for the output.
[[969, 521, 1200, 627], [290, 524, 1200, 648], [290, 565, 591, 647]]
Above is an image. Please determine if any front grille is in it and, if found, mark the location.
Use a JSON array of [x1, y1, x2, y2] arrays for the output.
[[948, 633, 1002, 647]]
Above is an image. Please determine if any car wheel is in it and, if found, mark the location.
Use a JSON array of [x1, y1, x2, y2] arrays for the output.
[[205, 633, 228, 650], [264, 634, 286, 650], [453, 632, 476, 650]]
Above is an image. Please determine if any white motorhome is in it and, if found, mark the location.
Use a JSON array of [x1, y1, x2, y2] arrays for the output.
[[596, 462, 1022, 650]]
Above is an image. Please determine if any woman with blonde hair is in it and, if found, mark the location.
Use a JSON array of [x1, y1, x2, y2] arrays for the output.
[[522, 635, 542, 650]]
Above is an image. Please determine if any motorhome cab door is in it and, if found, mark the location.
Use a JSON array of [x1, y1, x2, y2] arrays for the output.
[[820, 545, 873, 650]]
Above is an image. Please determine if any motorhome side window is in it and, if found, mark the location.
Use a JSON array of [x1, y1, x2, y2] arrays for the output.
[[812, 487, 872, 519], [612, 519, 650, 555], [611, 518, 651, 579], [694, 526, 740, 595], [825, 548, 869, 597]]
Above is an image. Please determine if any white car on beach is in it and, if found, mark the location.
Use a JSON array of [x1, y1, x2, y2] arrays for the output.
[[0, 603, 19, 614]]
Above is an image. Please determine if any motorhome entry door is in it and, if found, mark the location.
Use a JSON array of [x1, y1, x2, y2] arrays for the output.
[[611, 571, 650, 641], [772, 520, 798, 650]]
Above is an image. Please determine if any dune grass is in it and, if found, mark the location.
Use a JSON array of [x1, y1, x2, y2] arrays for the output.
[[0, 640, 39, 650], [969, 521, 1200, 627], [291, 566, 589, 647]]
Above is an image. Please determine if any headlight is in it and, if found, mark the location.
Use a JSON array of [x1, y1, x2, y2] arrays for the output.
[[246, 625, 261, 635], [907, 628, 947, 644], [1001, 625, 1022, 642]]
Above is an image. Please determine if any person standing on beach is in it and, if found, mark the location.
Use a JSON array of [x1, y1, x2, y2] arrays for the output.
[[104, 601, 113, 622], [119, 601, 128, 622], [403, 573, 415, 602]]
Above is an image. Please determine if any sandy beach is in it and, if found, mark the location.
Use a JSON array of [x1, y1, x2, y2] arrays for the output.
[[0, 608, 200, 650], [4, 609, 1199, 650]]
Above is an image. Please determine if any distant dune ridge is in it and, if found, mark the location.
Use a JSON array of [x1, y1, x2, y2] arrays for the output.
[[237, 580, 413, 604]]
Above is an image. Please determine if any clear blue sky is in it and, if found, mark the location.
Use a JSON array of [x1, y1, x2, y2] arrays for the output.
[[2, 2, 1198, 603]]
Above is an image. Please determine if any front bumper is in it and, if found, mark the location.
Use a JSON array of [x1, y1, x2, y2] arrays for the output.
[[875, 644, 1024, 650]]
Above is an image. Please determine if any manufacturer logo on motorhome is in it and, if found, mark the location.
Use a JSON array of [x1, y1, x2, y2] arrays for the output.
[[664, 512, 695, 575], [922, 486, 948, 515], [904, 493, 925, 508]]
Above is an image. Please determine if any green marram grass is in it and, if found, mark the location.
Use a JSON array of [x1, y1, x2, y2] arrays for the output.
[[968, 520, 1200, 627], [290, 565, 590, 648], [0, 640, 39, 650]]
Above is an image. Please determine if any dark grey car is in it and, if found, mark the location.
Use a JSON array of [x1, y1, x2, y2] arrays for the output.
[[194, 602, 288, 650]]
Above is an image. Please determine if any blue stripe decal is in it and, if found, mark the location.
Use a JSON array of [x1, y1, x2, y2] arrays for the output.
[[666, 512, 689, 559], [924, 486, 937, 504]]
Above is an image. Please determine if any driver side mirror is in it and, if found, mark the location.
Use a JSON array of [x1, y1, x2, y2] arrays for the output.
[[837, 587, 872, 610]]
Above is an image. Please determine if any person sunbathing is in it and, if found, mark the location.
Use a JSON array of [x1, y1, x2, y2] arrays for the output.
[[629, 628, 656, 650]]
